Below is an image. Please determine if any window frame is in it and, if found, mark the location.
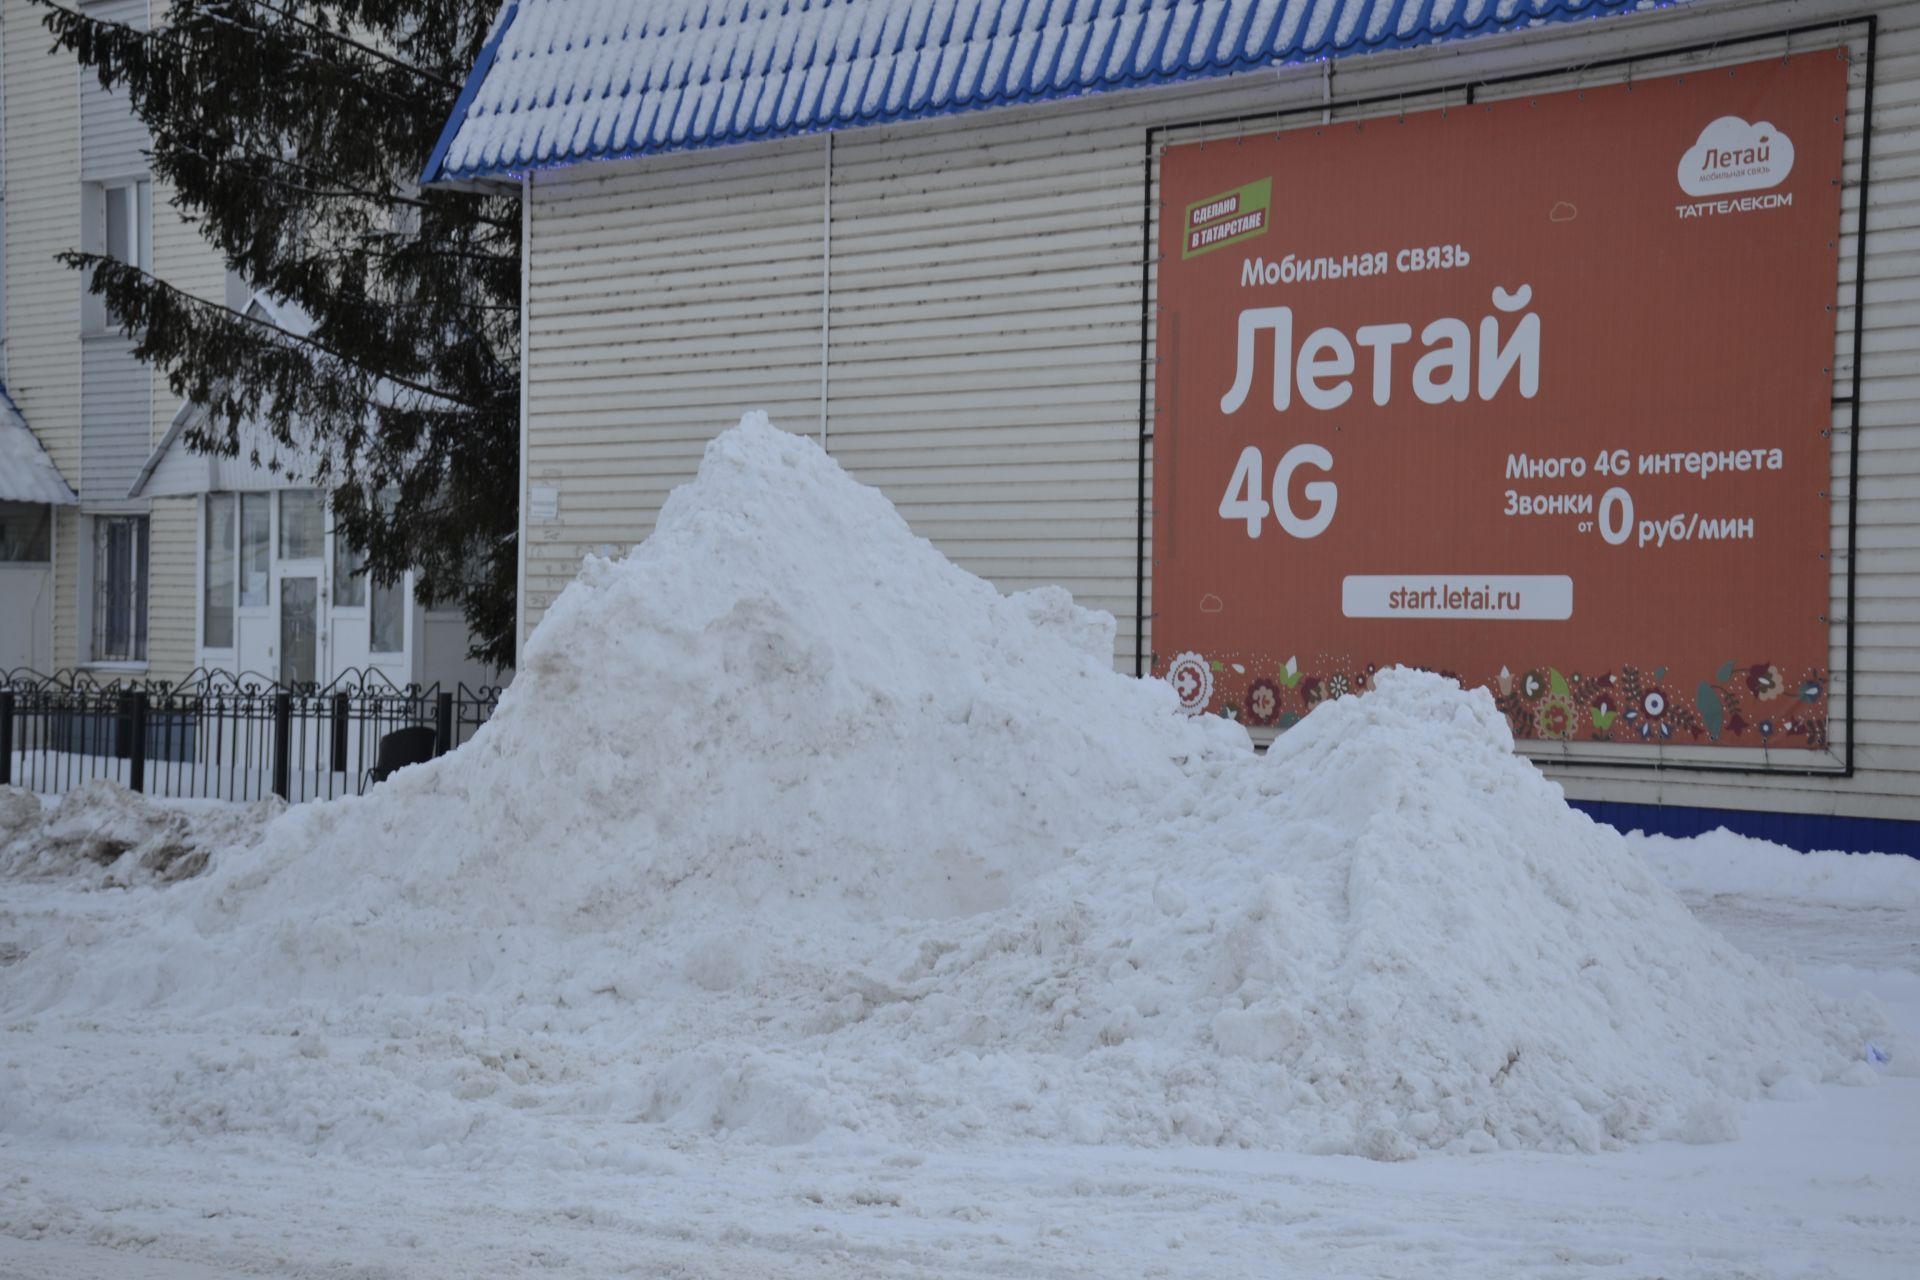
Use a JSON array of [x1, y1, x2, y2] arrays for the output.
[[238, 491, 272, 610], [332, 521, 368, 610], [80, 176, 151, 337], [369, 573, 406, 655], [201, 493, 238, 653], [87, 513, 149, 666], [0, 500, 52, 563]]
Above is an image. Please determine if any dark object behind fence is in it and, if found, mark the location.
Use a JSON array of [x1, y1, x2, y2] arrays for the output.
[[371, 726, 440, 784], [0, 668, 501, 804]]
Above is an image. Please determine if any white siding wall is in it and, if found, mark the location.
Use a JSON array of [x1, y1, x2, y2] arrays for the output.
[[525, 0, 1920, 822], [133, 0, 223, 679], [77, 0, 148, 181], [147, 496, 197, 673], [1, 0, 214, 679], [825, 111, 1148, 634], [4, 1, 81, 668], [78, 335, 148, 508], [148, 172, 227, 679], [523, 143, 827, 622], [76, 0, 151, 514]]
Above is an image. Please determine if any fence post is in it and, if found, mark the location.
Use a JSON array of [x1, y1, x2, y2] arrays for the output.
[[0, 690, 13, 788], [272, 693, 292, 801], [433, 691, 453, 758], [331, 692, 350, 774], [114, 690, 134, 760], [128, 691, 149, 794]]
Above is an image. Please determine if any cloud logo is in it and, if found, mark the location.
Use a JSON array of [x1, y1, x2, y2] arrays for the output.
[[1678, 116, 1794, 197]]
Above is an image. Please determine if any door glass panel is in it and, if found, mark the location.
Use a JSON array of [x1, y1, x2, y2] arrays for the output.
[[204, 494, 236, 648], [279, 489, 324, 560], [239, 493, 270, 606], [370, 576, 404, 653], [333, 526, 367, 607], [280, 576, 318, 686]]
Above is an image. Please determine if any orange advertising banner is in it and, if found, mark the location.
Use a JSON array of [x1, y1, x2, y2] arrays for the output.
[[1152, 51, 1847, 752]]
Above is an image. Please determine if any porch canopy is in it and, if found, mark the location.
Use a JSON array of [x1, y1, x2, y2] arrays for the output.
[[127, 296, 374, 500], [0, 385, 77, 506], [129, 400, 329, 499]]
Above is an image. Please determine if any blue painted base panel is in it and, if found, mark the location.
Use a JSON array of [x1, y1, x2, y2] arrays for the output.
[[1573, 800, 1920, 858]]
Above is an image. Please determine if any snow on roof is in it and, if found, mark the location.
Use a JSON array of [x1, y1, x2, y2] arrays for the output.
[[424, 0, 1663, 183], [0, 384, 77, 507]]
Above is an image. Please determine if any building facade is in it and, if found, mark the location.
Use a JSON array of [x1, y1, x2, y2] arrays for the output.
[[427, 0, 1920, 852], [0, 0, 485, 690]]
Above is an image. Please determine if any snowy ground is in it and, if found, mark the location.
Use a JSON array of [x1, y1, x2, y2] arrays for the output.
[[3, 846, 1915, 1280]]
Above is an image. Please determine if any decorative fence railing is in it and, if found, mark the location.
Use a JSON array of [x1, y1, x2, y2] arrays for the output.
[[0, 668, 503, 804]]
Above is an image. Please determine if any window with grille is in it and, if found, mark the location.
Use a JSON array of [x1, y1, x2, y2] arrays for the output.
[[90, 515, 148, 663]]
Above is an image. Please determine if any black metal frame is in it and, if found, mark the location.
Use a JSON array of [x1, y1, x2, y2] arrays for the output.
[[0, 666, 503, 803], [1134, 16, 1876, 779]]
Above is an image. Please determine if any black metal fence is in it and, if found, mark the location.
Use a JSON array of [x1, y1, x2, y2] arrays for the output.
[[0, 668, 502, 804]]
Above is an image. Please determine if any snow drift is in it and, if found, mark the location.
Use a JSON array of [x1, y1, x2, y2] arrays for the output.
[[0, 781, 276, 887], [0, 414, 1888, 1161]]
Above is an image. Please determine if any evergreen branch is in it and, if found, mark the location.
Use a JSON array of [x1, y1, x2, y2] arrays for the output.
[[225, 0, 463, 94], [169, 142, 517, 230], [35, 0, 521, 668], [33, 0, 431, 117], [70, 254, 491, 412]]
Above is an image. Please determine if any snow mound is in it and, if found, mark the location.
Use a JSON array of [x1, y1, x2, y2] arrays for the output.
[[0, 781, 275, 887], [1628, 828, 1920, 909], [0, 415, 1888, 1163], [781, 673, 1881, 1154]]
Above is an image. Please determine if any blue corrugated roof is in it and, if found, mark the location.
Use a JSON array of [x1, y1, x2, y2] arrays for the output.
[[425, 0, 1670, 183]]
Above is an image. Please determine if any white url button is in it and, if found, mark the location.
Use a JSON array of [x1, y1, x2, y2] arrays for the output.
[[1341, 575, 1574, 620]]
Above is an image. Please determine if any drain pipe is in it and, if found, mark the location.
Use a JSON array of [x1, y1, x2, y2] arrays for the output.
[[818, 131, 833, 447], [516, 170, 531, 658]]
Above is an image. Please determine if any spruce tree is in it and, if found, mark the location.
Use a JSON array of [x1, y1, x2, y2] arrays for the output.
[[33, 0, 519, 670]]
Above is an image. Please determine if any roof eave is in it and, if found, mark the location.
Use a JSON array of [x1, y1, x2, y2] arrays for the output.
[[420, 0, 524, 189], [423, 0, 1684, 185], [423, 172, 525, 196], [0, 383, 78, 506]]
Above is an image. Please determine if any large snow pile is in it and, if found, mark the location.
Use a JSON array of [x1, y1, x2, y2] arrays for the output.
[[0, 415, 1890, 1161]]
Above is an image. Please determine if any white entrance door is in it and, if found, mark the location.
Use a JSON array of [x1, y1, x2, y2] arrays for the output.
[[272, 490, 329, 686], [326, 516, 413, 688], [226, 489, 329, 687]]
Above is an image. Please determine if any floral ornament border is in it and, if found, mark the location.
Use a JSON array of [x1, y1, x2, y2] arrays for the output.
[[1160, 651, 1830, 751], [1497, 660, 1829, 750]]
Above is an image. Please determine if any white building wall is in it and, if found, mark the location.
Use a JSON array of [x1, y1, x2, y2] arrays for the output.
[[524, 0, 1920, 822], [2, 0, 226, 681], [146, 496, 198, 676], [521, 142, 827, 624], [3, 2, 81, 670], [77, 336, 149, 508], [147, 170, 228, 680], [76, 0, 149, 179]]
